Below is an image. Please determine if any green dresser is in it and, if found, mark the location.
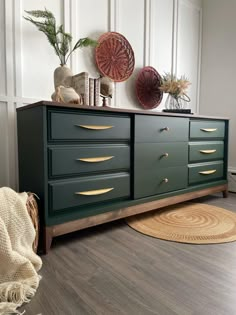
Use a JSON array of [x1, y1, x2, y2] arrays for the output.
[[48, 109, 131, 216], [188, 119, 227, 185], [189, 141, 224, 163], [17, 102, 229, 252], [190, 120, 225, 139], [134, 116, 189, 198]]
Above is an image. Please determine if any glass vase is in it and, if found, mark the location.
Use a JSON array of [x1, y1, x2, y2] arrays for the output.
[[165, 94, 187, 110]]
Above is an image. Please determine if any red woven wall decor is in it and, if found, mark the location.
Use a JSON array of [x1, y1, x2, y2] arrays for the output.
[[95, 32, 135, 82], [136, 66, 163, 109]]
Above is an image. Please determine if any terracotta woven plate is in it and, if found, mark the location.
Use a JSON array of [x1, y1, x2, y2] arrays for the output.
[[136, 66, 163, 109], [95, 32, 135, 82]]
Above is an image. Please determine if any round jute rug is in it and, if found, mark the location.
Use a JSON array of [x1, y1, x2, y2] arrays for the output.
[[126, 203, 236, 244]]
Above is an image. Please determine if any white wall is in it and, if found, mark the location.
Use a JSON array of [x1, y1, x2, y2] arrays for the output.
[[0, 0, 202, 189], [200, 0, 236, 171]]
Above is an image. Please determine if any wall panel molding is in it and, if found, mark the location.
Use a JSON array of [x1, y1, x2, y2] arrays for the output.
[[4, 0, 14, 187], [175, 0, 202, 114], [0, 102, 8, 187], [109, 0, 120, 108], [109, 0, 119, 31], [5, 0, 14, 98], [70, 0, 78, 73], [13, 0, 23, 101], [0, 0, 7, 96], [196, 5, 202, 114], [172, 0, 178, 75], [3, 0, 23, 188], [0, 95, 39, 105], [63, 0, 78, 72], [6, 101, 18, 188], [144, 0, 151, 66], [63, 0, 71, 69]]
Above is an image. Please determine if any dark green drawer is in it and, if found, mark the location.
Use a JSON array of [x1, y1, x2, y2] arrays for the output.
[[135, 142, 188, 169], [135, 115, 189, 143], [48, 144, 130, 177], [49, 173, 130, 212], [134, 166, 188, 199], [189, 141, 224, 163], [188, 161, 224, 185], [49, 111, 130, 141], [190, 120, 225, 139]]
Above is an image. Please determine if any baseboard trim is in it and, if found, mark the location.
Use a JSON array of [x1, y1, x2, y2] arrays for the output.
[[228, 167, 236, 174]]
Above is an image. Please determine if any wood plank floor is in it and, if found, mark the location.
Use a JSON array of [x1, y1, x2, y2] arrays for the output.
[[21, 193, 236, 315]]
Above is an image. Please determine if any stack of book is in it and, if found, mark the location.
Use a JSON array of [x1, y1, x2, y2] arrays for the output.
[[71, 72, 101, 106]]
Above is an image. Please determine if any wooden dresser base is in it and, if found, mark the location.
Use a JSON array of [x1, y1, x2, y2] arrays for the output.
[[43, 184, 228, 253]]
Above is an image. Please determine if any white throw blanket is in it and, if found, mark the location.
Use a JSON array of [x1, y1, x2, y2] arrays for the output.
[[0, 187, 42, 315]]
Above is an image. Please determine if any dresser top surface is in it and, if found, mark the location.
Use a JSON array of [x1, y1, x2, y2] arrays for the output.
[[16, 100, 229, 120]]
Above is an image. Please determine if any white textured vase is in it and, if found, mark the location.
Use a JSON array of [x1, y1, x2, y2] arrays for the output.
[[54, 65, 73, 89]]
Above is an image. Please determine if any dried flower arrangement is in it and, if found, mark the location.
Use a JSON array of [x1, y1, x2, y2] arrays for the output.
[[160, 73, 191, 109], [24, 9, 97, 66], [23, 8, 98, 105]]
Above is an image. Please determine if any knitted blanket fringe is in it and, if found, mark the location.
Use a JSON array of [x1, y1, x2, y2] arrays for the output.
[[0, 187, 42, 315], [0, 303, 25, 315], [0, 276, 41, 314]]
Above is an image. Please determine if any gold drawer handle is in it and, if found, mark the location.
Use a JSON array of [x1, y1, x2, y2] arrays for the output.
[[75, 188, 114, 196], [162, 178, 169, 183], [77, 156, 114, 163], [200, 128, 217, 132], [199, 169, 216, 175], [162, 153, 169, 158], [76, 124, 114, 130], [161, 127, 170, 132], [199, 149, 216, 154]]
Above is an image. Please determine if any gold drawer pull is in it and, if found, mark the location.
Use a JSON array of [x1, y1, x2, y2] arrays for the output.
[[199, 149, 217, 154], [161, 127, 170, 132], [200, 128, 217, 132], [163, 153, 169, 157], [163, 178, 169, 183], [75, 188, 114, 196], [76, 124, 114, 130], [199, 169, 216, 175], [77, 156, 114, 163]]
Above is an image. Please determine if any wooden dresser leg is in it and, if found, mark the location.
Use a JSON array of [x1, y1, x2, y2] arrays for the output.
[[44, 227, 53, 254], [222, 190, 229, 198]]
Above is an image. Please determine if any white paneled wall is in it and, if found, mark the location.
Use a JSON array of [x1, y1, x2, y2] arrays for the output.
[[116, 0, 145, 109], [176, 0, 202, 113], [0, 103, 8, 187], [22, 0, 64, 99], [74, 0, 109, 76], [0, 0, 202, 189], [150, 0, 174, 111], [0, 1, 6, 96]]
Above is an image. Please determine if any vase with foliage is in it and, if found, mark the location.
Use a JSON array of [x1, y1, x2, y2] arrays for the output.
[[159, 73, 191, 112], [24, 9, 97, 89]]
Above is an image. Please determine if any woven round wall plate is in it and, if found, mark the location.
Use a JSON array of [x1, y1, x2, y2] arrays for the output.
[[95, 32, 135, 82], [136, 66, 163, 109]]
